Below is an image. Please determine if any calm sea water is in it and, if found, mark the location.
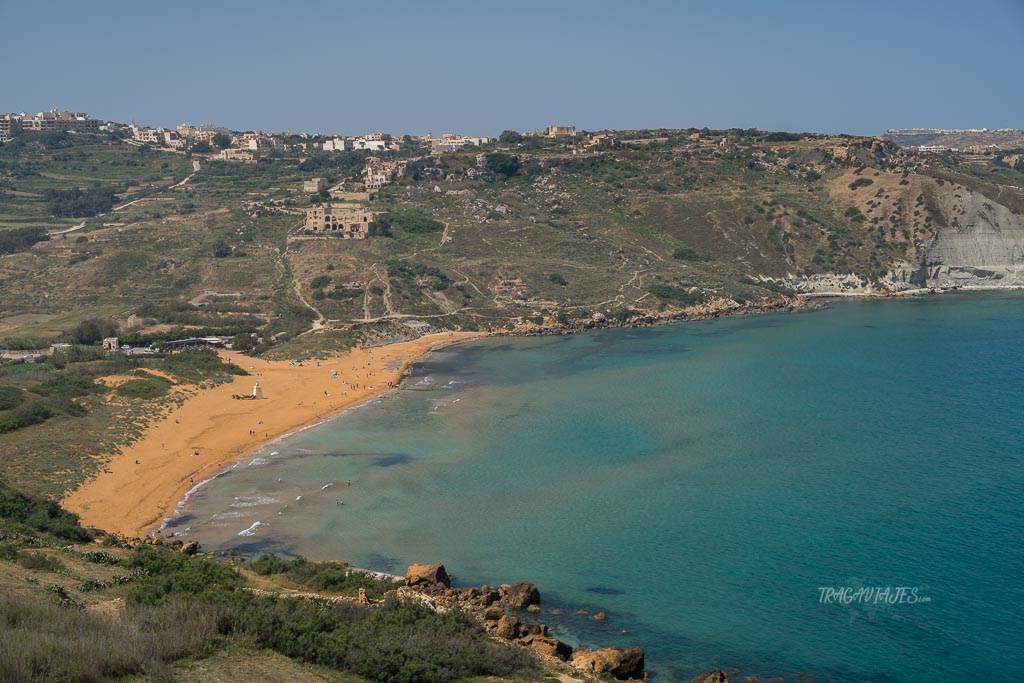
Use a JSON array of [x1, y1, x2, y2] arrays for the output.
[[167, 294, 1024, 682]]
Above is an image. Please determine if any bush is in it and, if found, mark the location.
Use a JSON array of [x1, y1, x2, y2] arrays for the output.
[[390, 211, 444, 234], [849, 177, 874, 190], [0, 226, 49, 255], [0, 401, 54, 434], [227, 595, 537, 683], [249, 554, 397, 597], [45, 186, 118, 217], [310, 275, 332, 289], [0, 385, 25, 411], [0, 478, 91, 542], [69, 318, 120, 345], [485, 152, 520, 178], [115, 377, 171, 400], [126, 546, 246, 607], [548, 273, 568, 286], [16, 551, 66, 573], [672, 246, 706, 261], [647, 284, 704, 306]]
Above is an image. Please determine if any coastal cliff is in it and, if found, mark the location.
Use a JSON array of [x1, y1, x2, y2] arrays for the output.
[[783, 170, 1024, 295]]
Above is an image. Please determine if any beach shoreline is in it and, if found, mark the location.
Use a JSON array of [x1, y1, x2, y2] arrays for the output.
[[62, 331, 484, 538]]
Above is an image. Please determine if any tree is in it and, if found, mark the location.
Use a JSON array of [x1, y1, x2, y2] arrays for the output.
[[212, 133, 232, 149], [485, 152, 520, 178], [191, 141, 213, 153], [70, 318, 119, 345], [499, 130, 523, 144], [231, 333, 255, 351]]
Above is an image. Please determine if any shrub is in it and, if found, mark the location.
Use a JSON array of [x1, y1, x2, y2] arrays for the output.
[[390, 211, 444, 234], [548, 273, 568, 286], [0, 401, 54, 434], [310, 275, 332, 289], [45, 186, 118, 217], [849, 177, 874, 190], [485, 152, 520, 178], [115, 377, 171, 400], [249, 553, 397, 598], [647, 284, 704, 306], [0, 479, 91, 542], [16, 551, 66, 573], [672, 246, 706, 261], [0, 385, 24, 411], [0, 226, 49, 255], [126, 545, 245, 607]]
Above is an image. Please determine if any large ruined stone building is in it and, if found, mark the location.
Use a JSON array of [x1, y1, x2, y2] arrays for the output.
[[303, 205, 390, 239]]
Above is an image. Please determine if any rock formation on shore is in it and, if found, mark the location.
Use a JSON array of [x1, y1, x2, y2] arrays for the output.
[[401, 563, 647, 680]]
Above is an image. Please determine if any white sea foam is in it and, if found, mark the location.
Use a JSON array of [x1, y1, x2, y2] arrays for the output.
[[229, 495, 279, 508], [237, 521, 264, 537]]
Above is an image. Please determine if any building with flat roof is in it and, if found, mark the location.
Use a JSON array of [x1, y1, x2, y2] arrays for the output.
[[303, 178, 328, 193], [0, 115, 22, 143], [304, 205, 389, 239]]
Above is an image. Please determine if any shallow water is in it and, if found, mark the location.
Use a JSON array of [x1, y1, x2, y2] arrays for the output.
[[168, 293, 1024, 681]]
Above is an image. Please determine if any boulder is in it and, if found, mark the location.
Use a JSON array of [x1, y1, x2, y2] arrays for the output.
[[495, 614, 521, 640], [692, 670, 729, 683], [501, 581, 541, 609], [572, 647, 645, 680], [482, 605, 504, 622], [405, 563, 450, 590], [529, 636, 573, 661], [478, 585, 501, 606], [526, 604, 541, 614], [180, 541, 200, 556]]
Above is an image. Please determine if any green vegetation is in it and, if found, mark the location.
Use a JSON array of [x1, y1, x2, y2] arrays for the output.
[[0, 593, 225, 682], [672, 246, 707, 261], [250, 553, 397, 597], [0, 478, 90, 542], [0, 226, 49, 255], [485, 152, 520, 177], [647, 284, 705, 306], [115, 376, 172, 400], [848, 177, 874, 190], [45, 185, 119, 217], [0, 482, 541, 683], [390, 209, 445, 234]]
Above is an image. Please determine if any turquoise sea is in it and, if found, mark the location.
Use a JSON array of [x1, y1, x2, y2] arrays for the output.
[[167, 294, 1024, 682]]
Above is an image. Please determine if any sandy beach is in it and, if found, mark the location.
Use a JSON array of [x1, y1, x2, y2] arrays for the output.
[[62, 332, 482, 538]]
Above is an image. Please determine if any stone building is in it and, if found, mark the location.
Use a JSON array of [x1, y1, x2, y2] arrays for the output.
[[304, 205, 390, 239], [303, 177, 328, 193]]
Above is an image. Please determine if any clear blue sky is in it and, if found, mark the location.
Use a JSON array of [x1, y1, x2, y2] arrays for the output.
[[2, 0, 1021, 136]]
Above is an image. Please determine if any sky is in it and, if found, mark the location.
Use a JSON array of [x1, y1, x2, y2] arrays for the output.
[[1, 0, 1021, 137]]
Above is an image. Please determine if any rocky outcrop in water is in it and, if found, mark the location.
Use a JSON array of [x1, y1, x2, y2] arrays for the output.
[[501, 581, 541, 609], [572, 646, 646, 680], [404, 562, 450, 590], [691, 670, 729, 683]]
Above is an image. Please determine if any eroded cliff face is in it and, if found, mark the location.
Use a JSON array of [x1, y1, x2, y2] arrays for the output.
[[785, 177, 1024, 294], [918, 191, 1024, 288]]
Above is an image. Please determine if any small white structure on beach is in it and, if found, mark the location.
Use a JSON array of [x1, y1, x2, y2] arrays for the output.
[[252, 381, 264, 400]]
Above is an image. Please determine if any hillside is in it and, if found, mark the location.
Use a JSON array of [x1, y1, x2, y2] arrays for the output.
[[3, 128, 1022, 356], [0, 127, 1022, 416]]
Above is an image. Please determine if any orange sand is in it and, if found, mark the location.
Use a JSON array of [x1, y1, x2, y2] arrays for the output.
[[63, 332, 482, 537]]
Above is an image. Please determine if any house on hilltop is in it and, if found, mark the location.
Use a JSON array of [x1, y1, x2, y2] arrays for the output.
[[304, 205, 390, 239]]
